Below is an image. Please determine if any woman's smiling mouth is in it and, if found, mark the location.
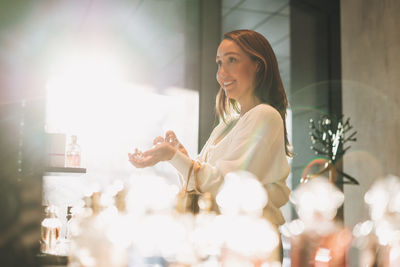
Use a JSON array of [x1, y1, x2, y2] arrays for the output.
[[223, 81, 234, 88]]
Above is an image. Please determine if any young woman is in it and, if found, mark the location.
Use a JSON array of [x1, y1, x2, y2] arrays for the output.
[[129, 29, 292, 262]]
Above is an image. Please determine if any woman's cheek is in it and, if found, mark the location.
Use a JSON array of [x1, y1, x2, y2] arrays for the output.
[[216, 75, 223, 87]]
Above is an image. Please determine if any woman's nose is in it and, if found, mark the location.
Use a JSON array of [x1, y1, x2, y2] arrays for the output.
[[217, 65, 228, 80]]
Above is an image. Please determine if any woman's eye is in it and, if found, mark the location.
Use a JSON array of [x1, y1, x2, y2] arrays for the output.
[[229, 57, 237, 63]]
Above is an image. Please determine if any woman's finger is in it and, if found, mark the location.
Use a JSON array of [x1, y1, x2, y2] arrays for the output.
[[165, 131, 188, 156], [165, 131, 178, 146], [165, 130, 176, 138], [128, 149, 149, 168], [153, 136, 164, 145]]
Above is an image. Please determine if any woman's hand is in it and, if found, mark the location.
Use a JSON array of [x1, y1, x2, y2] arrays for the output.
[[165, 130, 189, 156], [128, 130, 188, 168], [153, 136, 165, 145], [128, 143, 177, 168]]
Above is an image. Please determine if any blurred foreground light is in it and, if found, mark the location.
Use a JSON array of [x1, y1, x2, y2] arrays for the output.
[[127, 175, 179, 215], [281, 219, 305, 237], [290, 177, 344, 223], [315, 248, 331, 263], [45, 43, 128, 134], [131, 213, 197, 264], [46, 44, 126, 87], [390, 246, 400, 266], [104, 180, 124, 197], [216, 171, 268, 216], [218, 215, 279, 259], [82, 182, 101, 197], [374, 219, 400, 246], [192, 214, 221, 259], [364, 174, 400, 222], [353, 175, 400, 266], [363, 175, 400, 246], [353, 220, 374, 238]]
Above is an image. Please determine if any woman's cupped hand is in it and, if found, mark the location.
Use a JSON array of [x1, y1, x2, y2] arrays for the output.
[[128, 130, 188, 168]]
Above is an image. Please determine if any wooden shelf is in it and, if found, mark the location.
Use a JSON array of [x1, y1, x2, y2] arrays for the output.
[[45, 167, 86, 174], [37, 253, 68, 266]]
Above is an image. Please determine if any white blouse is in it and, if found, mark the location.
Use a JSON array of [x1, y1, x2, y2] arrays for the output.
[[169, 104, 290, 226]]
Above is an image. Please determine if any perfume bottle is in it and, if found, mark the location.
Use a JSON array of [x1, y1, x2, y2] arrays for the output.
[[64, 206, 73, 240], [41, 206, 62, 254], [287, 178, 352, 267], [65, 135, 81, 168]]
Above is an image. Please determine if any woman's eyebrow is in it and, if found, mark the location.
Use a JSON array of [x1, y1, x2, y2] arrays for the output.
[[216, 51, 240, 59]]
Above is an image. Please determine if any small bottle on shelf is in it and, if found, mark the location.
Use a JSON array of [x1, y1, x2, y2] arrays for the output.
[[65, 135, 81, 168]]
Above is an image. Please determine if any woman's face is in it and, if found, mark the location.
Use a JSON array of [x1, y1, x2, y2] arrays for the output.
[[216, 39, 258, 103]]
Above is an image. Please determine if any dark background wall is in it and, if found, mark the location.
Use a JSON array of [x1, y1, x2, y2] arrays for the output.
[[0, 1, 44, 266], [290, 0, 342, 191], [185, 0, 221, 151], [341, 0, 400, 227]]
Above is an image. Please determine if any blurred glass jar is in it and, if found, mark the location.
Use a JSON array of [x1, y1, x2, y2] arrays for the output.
[[352, 175, 400, 267], [65, 135, 81, 168], [284, 178, 352, 267], [41, 205, 62, 254]]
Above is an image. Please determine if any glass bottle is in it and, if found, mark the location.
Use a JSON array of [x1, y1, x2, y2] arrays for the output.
[[64, 206, 73, 240], [41, 205, 62, 254], [65, 135, 81, 168]]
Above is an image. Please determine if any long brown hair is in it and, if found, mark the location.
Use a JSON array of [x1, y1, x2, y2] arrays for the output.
[[216, 29, 293, 157]]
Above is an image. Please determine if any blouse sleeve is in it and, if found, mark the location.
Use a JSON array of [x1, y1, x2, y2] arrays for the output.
[[169, 105, 290, 223]]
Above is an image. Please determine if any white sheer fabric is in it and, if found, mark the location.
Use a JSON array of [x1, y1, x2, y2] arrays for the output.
[[169, 103, 290, 226]]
